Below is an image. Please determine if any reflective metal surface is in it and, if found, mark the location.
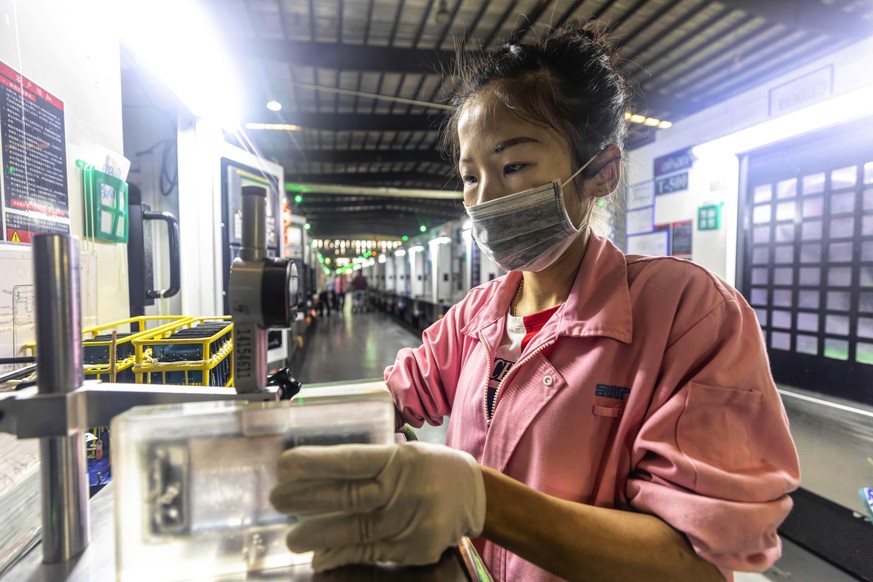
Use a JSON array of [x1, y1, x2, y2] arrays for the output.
[[33, 234, 89, 563]]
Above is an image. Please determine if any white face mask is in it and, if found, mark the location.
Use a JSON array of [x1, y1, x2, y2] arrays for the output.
[[464, 153, 600, 272]]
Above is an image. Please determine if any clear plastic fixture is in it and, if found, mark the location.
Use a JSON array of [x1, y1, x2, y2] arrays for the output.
[[112, 385, 394, 581]]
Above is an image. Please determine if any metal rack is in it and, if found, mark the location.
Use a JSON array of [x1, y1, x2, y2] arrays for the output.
[[133, 317, 234, 387]]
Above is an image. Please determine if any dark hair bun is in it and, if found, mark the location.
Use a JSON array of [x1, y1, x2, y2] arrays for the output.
[[444, 21, 631, 166]]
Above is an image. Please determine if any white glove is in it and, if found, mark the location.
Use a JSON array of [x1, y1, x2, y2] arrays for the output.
[[269, 442, 486, 572]]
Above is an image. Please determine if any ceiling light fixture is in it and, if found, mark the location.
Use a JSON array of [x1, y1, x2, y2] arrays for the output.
[[266, 100, 282, 111], [435, 0, 450, 25], [625, 111, 672, 129], [245, 123, 302, 131], [120, 0, 242, 128]]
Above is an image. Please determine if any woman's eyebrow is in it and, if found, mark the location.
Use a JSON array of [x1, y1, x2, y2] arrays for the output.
[[494, 136, 539, 153], [459, 136, 540, 164]]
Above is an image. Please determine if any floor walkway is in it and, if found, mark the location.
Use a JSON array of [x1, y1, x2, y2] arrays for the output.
[[294, 305, 418, 385], [292, 303, 449, 445]]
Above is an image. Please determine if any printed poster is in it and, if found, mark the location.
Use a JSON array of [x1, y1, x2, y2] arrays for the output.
[[0, 60, 69, 243], [654, 220, 693, 258]]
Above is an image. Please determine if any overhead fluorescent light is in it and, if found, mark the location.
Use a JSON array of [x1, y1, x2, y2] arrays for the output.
[[245, 123, 302, 131], [394, 249, 407, 257], [120, 0, 242, 128], [266, 100, 282, 112], [624, 111, 672, 129]]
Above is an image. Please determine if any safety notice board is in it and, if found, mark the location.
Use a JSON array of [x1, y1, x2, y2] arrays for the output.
[[0, 59, 69, 244]]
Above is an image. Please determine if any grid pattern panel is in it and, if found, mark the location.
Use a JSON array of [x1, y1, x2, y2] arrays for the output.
[[748, 159, 873, 365]]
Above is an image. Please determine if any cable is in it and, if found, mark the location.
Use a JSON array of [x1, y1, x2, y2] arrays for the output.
[[134, 139, 178, 197], [159, 139, 178, 197]]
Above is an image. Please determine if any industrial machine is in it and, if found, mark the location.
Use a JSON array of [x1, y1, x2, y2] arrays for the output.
[[0, 187, 404, 580]]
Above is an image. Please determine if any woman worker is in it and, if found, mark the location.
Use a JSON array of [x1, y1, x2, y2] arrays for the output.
[[270, 22, 800, 582]]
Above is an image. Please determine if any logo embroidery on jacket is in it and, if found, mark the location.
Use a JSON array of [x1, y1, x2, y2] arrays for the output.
[[595, 383, 631, 401]]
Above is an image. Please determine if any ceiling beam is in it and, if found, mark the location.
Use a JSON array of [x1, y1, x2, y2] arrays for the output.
[[300, 207, 463, 223], [286, 182, 462, 200], [286, 171, 454, 185], [302, 213, 460, 226], [232, 40, 457, 73], [295, 193, 459, 207], [302, 205, 460, 219], [270, 148, 447, 164], [247, 112, 446, 131], [642, 33, 850, 119], [716, 0, 873, 40], [300, 197, 459, 210], [307, 219, 447, 238]]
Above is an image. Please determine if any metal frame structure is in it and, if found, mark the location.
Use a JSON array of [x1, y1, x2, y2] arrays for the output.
[[165, 0, 873, 241]]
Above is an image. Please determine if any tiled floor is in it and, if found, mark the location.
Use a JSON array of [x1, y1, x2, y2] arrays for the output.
[[298, 306, 867, 581]]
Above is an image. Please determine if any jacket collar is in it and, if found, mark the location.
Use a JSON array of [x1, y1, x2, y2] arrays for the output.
[[460, 233, 633, 344]]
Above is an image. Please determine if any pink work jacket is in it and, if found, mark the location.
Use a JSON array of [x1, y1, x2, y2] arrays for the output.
[[386, 233, 800, 582]]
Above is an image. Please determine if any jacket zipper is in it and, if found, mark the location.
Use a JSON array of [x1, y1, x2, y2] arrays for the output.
[[480, 331, 556, 422], [478, 331, 493, 422]]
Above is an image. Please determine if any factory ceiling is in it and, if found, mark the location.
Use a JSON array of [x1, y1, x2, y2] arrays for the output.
[[208, 0, 873, 240]]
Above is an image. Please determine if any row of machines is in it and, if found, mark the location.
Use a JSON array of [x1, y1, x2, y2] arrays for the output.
[[356, 218, 503, 332]]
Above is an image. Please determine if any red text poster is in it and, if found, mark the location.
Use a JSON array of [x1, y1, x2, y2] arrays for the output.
[[0, 60, 69, 243]]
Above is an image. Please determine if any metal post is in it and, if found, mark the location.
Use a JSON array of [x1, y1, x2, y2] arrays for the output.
[[240, 185, 266, 262], [232, 186, 269, 392], [33, 234, 89, 562]]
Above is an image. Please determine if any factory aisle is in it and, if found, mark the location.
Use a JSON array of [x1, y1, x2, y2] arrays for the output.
[[293, 305, 420, 385], [291, 304, 450, 445]]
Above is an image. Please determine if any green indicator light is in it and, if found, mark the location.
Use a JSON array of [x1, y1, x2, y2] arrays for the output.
[[7, 167, 15, 174], [294, 194, 303, 203], [304, 223, 311, 230], [420, 225, 427, 232], [402, 235, 408, 241]]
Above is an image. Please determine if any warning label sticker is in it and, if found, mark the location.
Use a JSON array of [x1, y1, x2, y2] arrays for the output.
[[5, 210, 68, 244], [0, 59, 69, 242]]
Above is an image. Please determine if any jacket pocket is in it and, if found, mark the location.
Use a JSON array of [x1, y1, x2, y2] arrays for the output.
[[676, 381, 763, 473]]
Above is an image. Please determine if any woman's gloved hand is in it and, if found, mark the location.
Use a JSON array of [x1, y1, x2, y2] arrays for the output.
[[269, 442, 486, 572]]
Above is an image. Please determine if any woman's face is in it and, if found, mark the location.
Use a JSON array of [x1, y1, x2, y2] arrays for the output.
[[457, 90, 591, 227]]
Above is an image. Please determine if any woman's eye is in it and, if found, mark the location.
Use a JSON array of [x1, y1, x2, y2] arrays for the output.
[[462, 175, 478, 186], [504, 163, 525, 175]]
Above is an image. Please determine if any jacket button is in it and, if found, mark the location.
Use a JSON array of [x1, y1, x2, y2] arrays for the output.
[[543, 375, 553, 386]]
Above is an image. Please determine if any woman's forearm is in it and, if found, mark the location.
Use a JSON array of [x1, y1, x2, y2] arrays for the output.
[[480, 466, 724, 582]]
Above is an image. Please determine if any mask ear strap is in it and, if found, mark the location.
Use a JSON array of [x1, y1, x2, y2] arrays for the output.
[[561, 151, 601, 189]]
